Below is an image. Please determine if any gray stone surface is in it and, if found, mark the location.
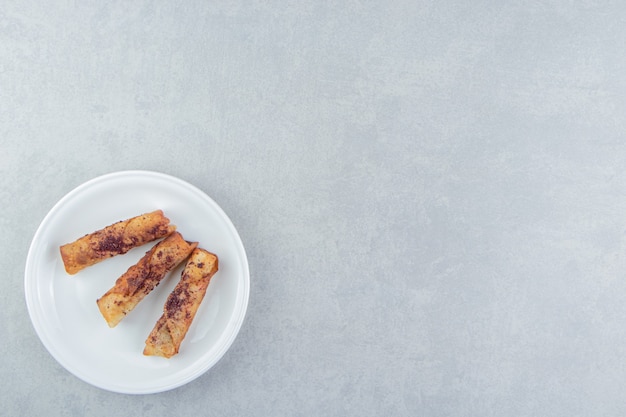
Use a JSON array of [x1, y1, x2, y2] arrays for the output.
[[3, 1, 626, 415]]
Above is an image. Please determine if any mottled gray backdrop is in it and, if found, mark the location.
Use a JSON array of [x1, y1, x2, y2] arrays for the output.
[[2, 1, 626, 416]]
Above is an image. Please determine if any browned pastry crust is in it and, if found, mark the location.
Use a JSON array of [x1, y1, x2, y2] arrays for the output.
[[96, 232, 198, 328], [143, 248, 219, 358], [59, 210, 176, 275]]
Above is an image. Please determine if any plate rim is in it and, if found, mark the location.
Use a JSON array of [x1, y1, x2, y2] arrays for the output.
[[24, 170, 250, 394]]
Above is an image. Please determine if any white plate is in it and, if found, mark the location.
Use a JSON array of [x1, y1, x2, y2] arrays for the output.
[[24, 171, 249, 394]]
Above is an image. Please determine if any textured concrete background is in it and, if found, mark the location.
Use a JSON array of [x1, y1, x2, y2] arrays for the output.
[[3, 1, 626, 416]]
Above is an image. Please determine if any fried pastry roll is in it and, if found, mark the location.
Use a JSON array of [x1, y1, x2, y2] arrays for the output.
[[60, 210, 176, 275], [143, 248, 219, 358], [96, 232, 198, 328]]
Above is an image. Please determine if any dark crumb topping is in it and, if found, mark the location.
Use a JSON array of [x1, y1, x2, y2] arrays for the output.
[[97, 234, 125, 252], [149, 224, 165, 236], [165, 286, 190, 316]]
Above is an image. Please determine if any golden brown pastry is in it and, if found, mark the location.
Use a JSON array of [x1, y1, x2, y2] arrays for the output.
[[143, 248, 219, 358], [60, 210, 176, 275], [96, 232, 198, 328]]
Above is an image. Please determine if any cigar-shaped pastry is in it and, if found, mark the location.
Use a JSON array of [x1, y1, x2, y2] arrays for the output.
[[144, 248, 219, 358], [60, 210, 176, 275], [97, 232, 198, 328]]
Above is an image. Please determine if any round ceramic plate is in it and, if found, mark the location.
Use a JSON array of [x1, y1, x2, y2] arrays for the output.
[[24, 171, 249, 394]]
